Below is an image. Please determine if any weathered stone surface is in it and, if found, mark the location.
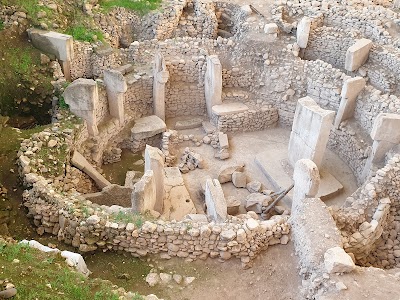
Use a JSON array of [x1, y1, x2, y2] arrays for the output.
[[131, 115, 166, 140], [131, 170, 156, 213], [212, 102, 249, 116], [324, 247, 356, 274], [370, 113, 400, 144], [345, 38, 373, 71], [205, 179, 227, 223], [232, 171, 246, 188], [218, 163, 245, 183], [205, 55, 222, 118], [145, 145, 165, 213], [288, 97, 335, 168], [28, 29, 74, 61], [296, 17, 311, 48], [71, 151, 110, 189], [245, 193, 271, 213]]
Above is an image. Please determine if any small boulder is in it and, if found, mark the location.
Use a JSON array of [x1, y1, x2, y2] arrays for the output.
[[232, 171, 247, 188], [324, 247, 355, 274], [146, 273, 160, 287], [218, 163, 245, 183]]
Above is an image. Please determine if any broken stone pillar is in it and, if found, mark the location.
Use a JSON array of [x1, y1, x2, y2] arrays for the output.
[[205, 55, 222, 119], [131, 170, 156, 213], [27, 29, 74, 81], [292, 159, 320, 210], [205, 178, 227, 223], [334, 77, 366, 128], [288, 96, 335, 169], [296, 17, 311, 48], [144, 145, 165, 213], [153, 52, 169, 121], [362, 113, 400, 180], [345, 38, 373, 72], [64, 78, 99, 136], [104, 69, 127, 125], [71, 151, 111, 189]]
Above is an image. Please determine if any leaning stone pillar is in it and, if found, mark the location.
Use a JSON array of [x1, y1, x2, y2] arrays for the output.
[[104, 69, 127, 125], [64, 78, 99, 136], [288, 96, 335, 169], [205, 178, 227, 223], [362, 113, 400, 180], [153, 52, 169, 121], [334, 77, 366, 128], [205, 55, 222, 119]]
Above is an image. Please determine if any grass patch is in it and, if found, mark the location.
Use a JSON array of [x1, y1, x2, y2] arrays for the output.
[[65, 25, 104, 43], [0, 241, 143, 299], [9, 47, 32, 75], [99, 0, 162, 14], [111, 210, 145, 227], [0, 20, 4, 30]]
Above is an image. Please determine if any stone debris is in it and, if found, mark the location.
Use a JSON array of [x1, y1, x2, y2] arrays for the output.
[[178, 147, 204, 173]]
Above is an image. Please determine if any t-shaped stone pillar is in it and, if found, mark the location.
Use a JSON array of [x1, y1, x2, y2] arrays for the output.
[[362, 113, 400, 180], [153, 52, 169, 121], [104, 69, 127, 125], [63, 78, 99, 136], [288, 97, 335, 169], [28, 29, 74, 81], [205, 55, 222, 119], [334, 77, 366, 129]]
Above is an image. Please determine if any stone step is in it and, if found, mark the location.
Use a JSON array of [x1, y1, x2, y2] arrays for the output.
[[175, 117, 203, 130]]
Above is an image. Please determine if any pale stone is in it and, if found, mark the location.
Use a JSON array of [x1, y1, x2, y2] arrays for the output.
[[205, 55, 222, 118], [232, 171, 246, 188], [324, 247, 356, 274], [218, 163, 245, 183], [345, 38, 373, 71], [205, 179, 227, 223]]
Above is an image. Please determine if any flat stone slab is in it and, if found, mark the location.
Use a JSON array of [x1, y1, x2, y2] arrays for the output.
[[163, 167, 196, 221], [255, 149, 343, 205], [212, 102, 249, 116], [131, 115, 166, 140], [175, 117, 203, 130]]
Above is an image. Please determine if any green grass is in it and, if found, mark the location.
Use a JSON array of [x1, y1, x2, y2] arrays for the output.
[[9, 47, 32, 75], [0, 20, 4, 30], [111, 210, 144, 227], [58, 96, 70, 110], [65, 25, 104, 43], [0, 241, 142, 299], [99, 0, 162, 14]]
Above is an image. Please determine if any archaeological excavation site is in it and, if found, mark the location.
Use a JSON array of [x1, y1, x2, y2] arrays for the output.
[[2, 0, 400, 299]]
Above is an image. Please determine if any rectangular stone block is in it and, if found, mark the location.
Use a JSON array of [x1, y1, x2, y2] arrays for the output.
[[297, 17, 311, 48], [131, 170, 156, 213], [334, 77, 366, 128], [205, 179, 227, 223], [205, 55, 222, 118], [345, 38, 373, 71], [370, 113, 400, 143], [288, 97, 335, 168]]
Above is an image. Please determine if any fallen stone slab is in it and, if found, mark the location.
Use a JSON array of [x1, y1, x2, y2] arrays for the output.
[[71, 151, 111, 189], [131, 115, 166, 140]]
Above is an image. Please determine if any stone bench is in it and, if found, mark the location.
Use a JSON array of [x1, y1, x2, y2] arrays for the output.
[[212, 102, 249, 116]]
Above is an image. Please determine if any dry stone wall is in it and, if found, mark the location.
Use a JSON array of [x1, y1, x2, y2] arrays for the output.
[[332, 154, 400, 268], [16, 117, 291, 265], [212, 106, 278, 132]]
